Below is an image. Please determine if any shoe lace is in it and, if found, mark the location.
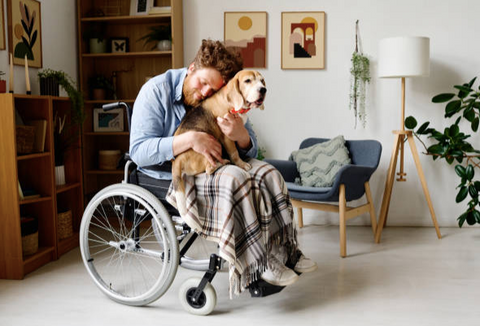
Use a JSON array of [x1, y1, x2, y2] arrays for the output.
[[267, 254, 289, 276]]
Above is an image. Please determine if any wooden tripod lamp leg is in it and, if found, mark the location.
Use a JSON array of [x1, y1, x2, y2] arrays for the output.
[[406, 135, 442, 239], [375, 133, 402, 243]]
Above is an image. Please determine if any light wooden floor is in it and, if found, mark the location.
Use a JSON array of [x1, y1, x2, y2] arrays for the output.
[[1, 225, 479, 326]]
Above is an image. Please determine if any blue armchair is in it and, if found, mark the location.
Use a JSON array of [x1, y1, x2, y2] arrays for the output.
[[266, 138, 382, 257]]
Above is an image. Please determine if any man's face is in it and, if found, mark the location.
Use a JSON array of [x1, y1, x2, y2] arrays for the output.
[[183, 64, 224, 107]]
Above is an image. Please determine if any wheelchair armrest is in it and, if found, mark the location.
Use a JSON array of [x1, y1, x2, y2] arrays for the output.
[[264, 159, 299, 183]]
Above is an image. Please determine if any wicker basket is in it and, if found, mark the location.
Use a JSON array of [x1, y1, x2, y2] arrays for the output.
[[16, 125, 36, 154], [58, 210, 73, 240], [22, 232, 38, 256]]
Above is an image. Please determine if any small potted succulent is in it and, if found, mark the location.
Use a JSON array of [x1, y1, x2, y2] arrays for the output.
[[0, 71, 6, 93], [88, 74, 114, 100], [138, 25, 172, 51], [83, 23, 107, 54]]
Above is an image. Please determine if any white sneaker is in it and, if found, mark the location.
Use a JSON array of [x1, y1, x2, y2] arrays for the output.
[[261, 255, 299, 286], [294, 255, 318, 273]]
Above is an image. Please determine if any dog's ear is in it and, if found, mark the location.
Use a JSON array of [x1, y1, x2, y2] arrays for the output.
[[226, 75, 244, 111]]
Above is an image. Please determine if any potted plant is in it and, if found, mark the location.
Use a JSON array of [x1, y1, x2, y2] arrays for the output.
[[37, 69, 85, 125], [83, 23, 107, 54], [0, 71, 6, 93], [405, 77, 480, 227], [37, 69, 85, 180], [88, 74, 114, 100], [138, 25, 172, 51]]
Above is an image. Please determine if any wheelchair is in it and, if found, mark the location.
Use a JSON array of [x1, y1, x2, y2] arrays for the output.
[[80, 102, 288, 315]]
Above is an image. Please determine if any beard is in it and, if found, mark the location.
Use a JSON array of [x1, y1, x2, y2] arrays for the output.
[[183, 76, 202, 107]]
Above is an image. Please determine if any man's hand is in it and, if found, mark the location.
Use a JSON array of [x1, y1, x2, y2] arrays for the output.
[[217, 112, 251, 149], [173, 131, 225, 167]]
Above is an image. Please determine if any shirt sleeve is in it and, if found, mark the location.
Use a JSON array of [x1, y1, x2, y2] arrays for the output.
[[238, 118, 258, 159], [129, 81, 175, 167]]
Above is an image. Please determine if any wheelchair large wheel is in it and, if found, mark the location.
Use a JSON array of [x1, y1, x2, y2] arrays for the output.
[[80, 183, 179, 306]]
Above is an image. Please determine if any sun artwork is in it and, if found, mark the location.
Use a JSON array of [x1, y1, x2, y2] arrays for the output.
[[238, 16, 252, 30], [301, 17, 318, 36]]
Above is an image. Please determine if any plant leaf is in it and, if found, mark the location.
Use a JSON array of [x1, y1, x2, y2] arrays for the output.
[[473, 210, 480, 224], [417, 122, 430, 134], [445, 100, 461, 117], [457, 212, 467, 227], [405, 116, 417, 129], [469, 184, 478, 198], [466, 165, 474, 180], [456, 186, 468, 203], [467, 77, 477, 88], [474, 181, 480, 191], [472, 117, 479, 132], [432, 93, 455, 103], [466, 211, 476, 225]]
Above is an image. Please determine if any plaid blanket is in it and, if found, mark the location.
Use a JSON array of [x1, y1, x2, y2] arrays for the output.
[[166, 159, 298, 297]]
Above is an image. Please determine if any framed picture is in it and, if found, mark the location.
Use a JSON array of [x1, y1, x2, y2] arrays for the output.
[[7, 0, 42, 67], [93, 108, 124, 132], [111, 37, 128, 53], [129, 0, 153, 16], [224, 12, 267, 68], [1, 0, 5, 50], [281, 12, 326, 70]]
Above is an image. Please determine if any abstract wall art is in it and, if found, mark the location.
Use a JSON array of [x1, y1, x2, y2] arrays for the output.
[[7, 0, 42, 67], [281, 11, 325, 69], [224, 11, 267, 68]]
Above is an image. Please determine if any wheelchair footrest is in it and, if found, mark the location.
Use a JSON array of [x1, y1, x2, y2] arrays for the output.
[[248, 279, 285, 298]]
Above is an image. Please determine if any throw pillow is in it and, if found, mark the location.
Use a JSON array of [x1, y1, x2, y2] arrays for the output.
[[290, 135, 351, 187]]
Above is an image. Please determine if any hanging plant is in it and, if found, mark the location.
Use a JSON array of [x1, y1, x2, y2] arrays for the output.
[[349, 21, 371, 128]]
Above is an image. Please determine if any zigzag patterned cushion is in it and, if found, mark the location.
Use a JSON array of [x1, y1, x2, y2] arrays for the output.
[[290, 135, 351, 187]]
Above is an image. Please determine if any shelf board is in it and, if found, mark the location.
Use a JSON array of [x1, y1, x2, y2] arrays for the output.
[[20, 196, 52, 205], [85, 99, 135, 104], [86, 170, 124, 175], [82, 51, 172, 58], [84, 131, 129, 136], [23, 246, 56, 275], [56, 182, 81, 194], [57, 232, 79, 257], [81, 14, 171, 24], [17, 152, 51, 161]]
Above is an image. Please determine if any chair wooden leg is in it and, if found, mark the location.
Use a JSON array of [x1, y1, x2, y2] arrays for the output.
[[339, 184, 347, 258], [364, 181, 377, 235], [297, 207, 304, 228]]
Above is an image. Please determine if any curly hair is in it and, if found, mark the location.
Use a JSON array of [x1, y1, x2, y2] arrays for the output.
[[192, 39, 243, 83]]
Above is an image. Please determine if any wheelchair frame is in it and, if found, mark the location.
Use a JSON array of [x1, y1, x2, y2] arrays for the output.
[[79, 102, 285, 316]]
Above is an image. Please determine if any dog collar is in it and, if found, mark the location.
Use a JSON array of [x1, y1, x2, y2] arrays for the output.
[[230, 107, 251, 114]]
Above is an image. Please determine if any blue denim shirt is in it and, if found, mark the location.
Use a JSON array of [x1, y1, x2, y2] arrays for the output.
[[129, 68, 258, 180]]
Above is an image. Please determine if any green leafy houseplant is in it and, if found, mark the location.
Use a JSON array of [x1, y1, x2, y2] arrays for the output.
[[37, 69, 85, 165], [138, 25, 172, 50], [349, 52, 371, 128], [88, 74, 114, 100], [405, 77, 480, 227]]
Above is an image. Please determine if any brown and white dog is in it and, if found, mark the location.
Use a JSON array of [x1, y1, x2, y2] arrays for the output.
[[172, 70, 267, 216]]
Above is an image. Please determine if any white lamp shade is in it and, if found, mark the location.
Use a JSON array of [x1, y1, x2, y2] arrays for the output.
[[378, 36, 430, 78]]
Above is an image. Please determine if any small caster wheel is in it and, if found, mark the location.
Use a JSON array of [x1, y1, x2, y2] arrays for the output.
[[179, 277, 217, 315]]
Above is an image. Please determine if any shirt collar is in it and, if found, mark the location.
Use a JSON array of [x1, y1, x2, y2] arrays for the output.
[[174, 68, 188, 102]]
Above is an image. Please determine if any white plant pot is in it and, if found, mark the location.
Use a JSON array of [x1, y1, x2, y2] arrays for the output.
[[157, 40, 172, 51], [55, 165, 66, 186], [89, 38, 107, 54]]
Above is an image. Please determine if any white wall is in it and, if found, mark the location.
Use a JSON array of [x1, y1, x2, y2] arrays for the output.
[[0, 0, 77, 96], [183, 0, 480, 227], [1, 0, 479, 228]]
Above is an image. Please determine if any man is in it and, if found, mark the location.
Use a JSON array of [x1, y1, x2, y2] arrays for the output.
[[130, 39, 316, 297]]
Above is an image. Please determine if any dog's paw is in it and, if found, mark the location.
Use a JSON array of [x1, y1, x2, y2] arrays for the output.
[[206, 162, 223, 174], [241, 162, 252, 171]]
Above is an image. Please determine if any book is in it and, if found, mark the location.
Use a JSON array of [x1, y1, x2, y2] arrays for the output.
[[18, 181, 24, 200], [148, 6, 171, 14], [26, 120, 47, 152]]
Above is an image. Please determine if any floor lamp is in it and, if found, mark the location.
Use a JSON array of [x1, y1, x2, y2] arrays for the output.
[[375, 36, 442, 243]]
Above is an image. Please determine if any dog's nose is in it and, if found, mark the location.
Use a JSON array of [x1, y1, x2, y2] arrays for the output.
[[259, 87, 267, 95]]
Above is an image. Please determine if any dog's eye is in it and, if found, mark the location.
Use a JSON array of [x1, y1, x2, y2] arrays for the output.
[[244, 79, 251, 83]]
